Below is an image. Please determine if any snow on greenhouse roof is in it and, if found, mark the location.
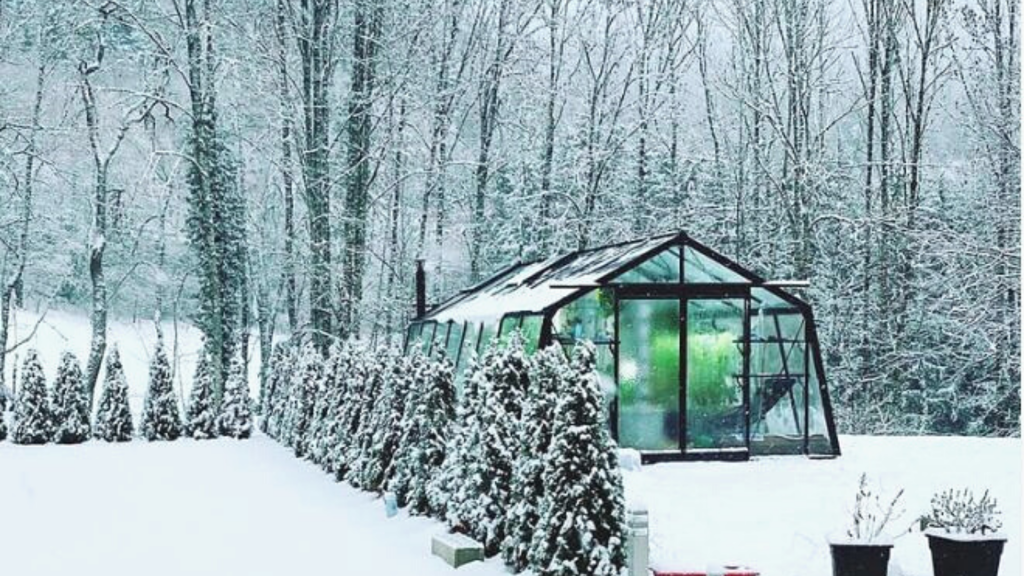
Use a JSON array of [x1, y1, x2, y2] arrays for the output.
[[424, 233, 678, 322]]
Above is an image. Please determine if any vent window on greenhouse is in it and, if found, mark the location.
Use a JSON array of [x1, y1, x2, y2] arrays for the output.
[[404, 231, 840, 463]]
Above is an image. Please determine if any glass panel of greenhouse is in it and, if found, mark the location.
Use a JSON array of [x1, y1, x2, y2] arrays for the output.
[[406, 231, 840, 461]]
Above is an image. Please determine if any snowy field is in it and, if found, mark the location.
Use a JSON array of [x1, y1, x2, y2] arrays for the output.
[[0, 435, 508, 576], [627, 435, 1021, 576], [0, 433, 1017, 576], [2, 307, 260, 414]]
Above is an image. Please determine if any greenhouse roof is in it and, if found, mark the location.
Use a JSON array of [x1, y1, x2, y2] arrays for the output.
[[422, 231, 802, 323]]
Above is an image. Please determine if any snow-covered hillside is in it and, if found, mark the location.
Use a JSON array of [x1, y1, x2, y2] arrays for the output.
[[1, 307, 263, 415], [626, 435, 1021, 576]]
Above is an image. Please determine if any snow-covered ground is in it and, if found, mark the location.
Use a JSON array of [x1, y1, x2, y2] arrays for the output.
[[0, 435, 1016, 576], [2, 308, 1019, 576], [0, 435, 507, 576], [2, 307, 261, 414], [626, 435, 1021, 576]]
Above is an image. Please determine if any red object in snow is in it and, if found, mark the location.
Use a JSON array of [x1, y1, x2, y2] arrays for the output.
[[652, 567, 759, 576]]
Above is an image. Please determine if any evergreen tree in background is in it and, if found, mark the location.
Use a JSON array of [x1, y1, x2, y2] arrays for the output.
[[502, 345, 568, 571], [284, 341, 321, 456], [390, 352, 455, 515], [218, 352, 253, 439], [529, 342, 625, 576], [185, 351, 219, 439], [93, 347, 133, 442], [50, 350, 91, 444], [139, 335, 183, 441], [12, 349, 52, 444], [184, 0, 250, 407]]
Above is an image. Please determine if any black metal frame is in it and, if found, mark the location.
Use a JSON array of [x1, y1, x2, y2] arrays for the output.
[[411, 231, 842, 461]]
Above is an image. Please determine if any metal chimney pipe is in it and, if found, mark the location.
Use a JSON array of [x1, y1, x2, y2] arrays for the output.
[[415, 259, 426, 318]]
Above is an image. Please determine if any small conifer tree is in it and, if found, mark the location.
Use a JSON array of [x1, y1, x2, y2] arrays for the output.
[[310, 343, 349, 469], [429, 350, 485, 523], [306, 342, 341, 465], [446, 335, 530, 554], [12, 349, 52, 444], [218, 352, 253, 439], [51, 351, 91, 444], [345, 346, 389, 486], [185, 351, 219, 439], [140, 335, 183, 441], [263, 342, 294, 439], [328, 343, 371, 479], [356, 348, 413, 491], [390, 351, 456, 515], [502, 345, 568, 570], [321, 343, 356, 476], [93, 347, 134, 442], [529, 342, 625, 576], [284, 341, 322, 456]]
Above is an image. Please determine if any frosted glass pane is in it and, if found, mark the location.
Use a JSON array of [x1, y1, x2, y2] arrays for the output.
[[618, 299, 680, 451]]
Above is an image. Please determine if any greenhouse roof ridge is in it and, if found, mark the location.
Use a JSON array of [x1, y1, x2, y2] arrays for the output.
[[418, 230, 806, 323]]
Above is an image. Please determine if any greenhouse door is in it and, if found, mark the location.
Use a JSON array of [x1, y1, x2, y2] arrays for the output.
[[616, 298, 681, 452], [683, 297, 749, 456]]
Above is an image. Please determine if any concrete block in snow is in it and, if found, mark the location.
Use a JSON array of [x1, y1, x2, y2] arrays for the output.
[[431, 531, 484, 568]]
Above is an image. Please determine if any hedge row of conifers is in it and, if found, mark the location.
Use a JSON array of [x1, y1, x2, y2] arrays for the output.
[[0, 335, 252, 444], [260, 335, 627, 576]]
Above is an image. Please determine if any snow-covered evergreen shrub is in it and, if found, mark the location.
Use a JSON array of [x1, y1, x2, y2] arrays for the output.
[[307, 342, 343, 466], [12, 349, 52, 444], [356, 348, 415, 492], [345, 346, 390, 486], [218, 352, 253, 439], [185, 351, 219, 439], [502, 345, 569, 570], [328, 343, 372, 479], [429, 350, 484, 524], [262, 342, 293, 439], [284, 341, 322, 457], [140, 335, 183, 441], [314, 343, 349, 474], [445, 335, 530, 554], [390, 351, 455, 514], [529, 342, 625, 576], [50, 351, 91, 444], [93, 347, 134, 442]]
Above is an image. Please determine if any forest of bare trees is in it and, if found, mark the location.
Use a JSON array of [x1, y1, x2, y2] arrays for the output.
[[0, 0, 1018, 436]]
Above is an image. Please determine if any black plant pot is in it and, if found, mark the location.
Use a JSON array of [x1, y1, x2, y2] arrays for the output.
[[927, 532, 1006, 576], [829, 542, 892, 576]]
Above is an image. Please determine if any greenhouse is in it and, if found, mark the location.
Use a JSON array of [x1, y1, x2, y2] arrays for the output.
[[404, 232, 840, 462]]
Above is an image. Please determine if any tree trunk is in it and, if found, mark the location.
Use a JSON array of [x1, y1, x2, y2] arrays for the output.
[[471, 0, 512, 281], [341, 0, 382, 336], [80, 70, 108, 404], [276, 0, 297, 335], [297, 0, 337, 353]]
